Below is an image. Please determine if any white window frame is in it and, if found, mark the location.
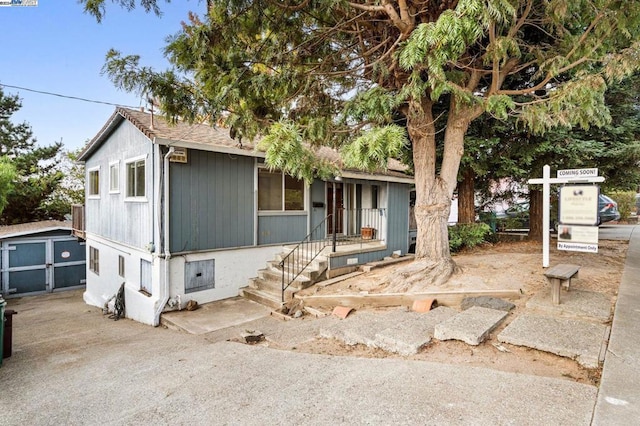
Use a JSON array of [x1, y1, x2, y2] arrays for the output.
[[89, 246, 99, 275], [125, 155, 147, 202], [87, 166, 100, 199], [109, 161, 120, 194], [257, 167, 306, 213]]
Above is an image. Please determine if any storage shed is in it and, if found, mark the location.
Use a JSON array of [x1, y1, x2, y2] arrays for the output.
[[0, 221, 86, 296]]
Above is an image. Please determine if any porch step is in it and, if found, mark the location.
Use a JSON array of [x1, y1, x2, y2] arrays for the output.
[[273, 255, 328, 272], [240, 287, 285, 310], [258, 268, 315, 290], [248, 277, 298, 298]]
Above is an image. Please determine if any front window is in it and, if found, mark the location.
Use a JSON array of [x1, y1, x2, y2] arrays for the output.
[[126, 159, 145, 198], [258, 169, 304, 211], [88, 168, 99, 197]]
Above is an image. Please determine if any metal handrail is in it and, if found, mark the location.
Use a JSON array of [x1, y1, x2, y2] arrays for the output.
[[279, 208, 386, 302], [279, 215, 332, 302]]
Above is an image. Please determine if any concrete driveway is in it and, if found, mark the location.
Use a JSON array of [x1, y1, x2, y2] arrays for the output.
[[1, 290, 598, 425]]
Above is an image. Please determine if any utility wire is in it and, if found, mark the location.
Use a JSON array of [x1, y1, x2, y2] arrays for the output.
[[0, 83, 139, 108]]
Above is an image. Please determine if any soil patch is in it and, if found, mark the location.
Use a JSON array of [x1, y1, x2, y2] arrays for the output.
[[283, 239, 626, 386]]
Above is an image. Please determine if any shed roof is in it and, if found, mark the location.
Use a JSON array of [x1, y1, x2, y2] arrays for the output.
[[79, 107, 414, 183], [0, 221, 72, 240]]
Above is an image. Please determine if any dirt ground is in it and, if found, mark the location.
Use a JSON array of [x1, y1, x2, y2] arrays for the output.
[[287, 239, 627, 386]]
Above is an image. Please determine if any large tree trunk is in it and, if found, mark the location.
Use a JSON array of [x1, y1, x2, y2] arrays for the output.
[[457, 168, 475, 224], [528, 189, 543, 241], [388, 98, 474, 291]]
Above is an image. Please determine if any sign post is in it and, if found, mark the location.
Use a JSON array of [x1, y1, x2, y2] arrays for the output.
[[528, 165, 604, 267]]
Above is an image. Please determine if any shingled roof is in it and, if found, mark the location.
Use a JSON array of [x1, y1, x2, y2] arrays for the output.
[[79, 107, 413, 182]]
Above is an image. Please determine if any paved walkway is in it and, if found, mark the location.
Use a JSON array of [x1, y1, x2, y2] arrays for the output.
[[592, 225, 640, 424], [1, 225, 638, 425]]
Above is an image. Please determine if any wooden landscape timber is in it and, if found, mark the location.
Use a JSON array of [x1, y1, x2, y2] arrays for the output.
[[297, 289, 523, 309]]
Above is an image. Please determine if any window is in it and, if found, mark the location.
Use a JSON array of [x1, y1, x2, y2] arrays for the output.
[[88, 168, 100, 197], [140, 259, 152, 294], [258, 169, 304, 211], [118, 255, 125, 278], [109, 162, 119, 193], [126, 158, 146, 198], [89, 246, 99, 275]]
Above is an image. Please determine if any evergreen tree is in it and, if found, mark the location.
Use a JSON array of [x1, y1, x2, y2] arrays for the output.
[[0, 88, 64, 225], [83, 0, 640, 289]]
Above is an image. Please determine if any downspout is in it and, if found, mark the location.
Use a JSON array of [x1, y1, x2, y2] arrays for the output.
[[154, 146, 174, 326]]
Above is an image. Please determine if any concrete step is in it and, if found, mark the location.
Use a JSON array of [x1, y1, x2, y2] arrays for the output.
[[275, 252, 328, 270], [241, 288, 286, 310], [257, 268, 313, 289]]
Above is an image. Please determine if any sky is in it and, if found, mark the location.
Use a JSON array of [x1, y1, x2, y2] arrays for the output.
[[0, 0, 206, 151]]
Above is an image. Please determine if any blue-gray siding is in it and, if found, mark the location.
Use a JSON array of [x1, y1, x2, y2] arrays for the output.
[[258, 214, 307, 245], [169, 150, 254, 252], [309, 180, 327, 239], [386, 182, 410, 253], [84, 120, 155, 249]]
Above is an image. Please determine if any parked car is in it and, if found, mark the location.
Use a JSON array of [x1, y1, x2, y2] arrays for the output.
[[494, 194, 620, 231], [598, 194, 621, 224]]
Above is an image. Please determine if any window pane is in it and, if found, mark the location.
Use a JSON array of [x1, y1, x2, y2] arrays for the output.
[[89, 170, 99, 195], [127, 162, 135, 196], [258, 169, 282, 210], [284, 175, 304, 210], [118, 255, 125, 278], [110, 164, 119, 191], [135, 160, 145, 196]]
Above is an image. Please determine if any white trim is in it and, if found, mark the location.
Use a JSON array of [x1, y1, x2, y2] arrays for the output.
[[124, 154, 148, 201]]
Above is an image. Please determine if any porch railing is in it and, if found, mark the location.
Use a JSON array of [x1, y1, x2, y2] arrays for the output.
[[279, 208, 386, 302]]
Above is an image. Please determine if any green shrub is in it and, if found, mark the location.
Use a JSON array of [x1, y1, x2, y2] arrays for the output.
[[610, 191, 636, 222], [448, 223, 492, 253]]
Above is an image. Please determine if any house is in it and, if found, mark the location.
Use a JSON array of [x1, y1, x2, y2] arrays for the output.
[[75, 107, 414, 326], [0, 220, 86, 296]]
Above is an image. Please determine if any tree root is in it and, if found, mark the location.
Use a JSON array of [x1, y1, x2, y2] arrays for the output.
[[385, 258, 461, 293]]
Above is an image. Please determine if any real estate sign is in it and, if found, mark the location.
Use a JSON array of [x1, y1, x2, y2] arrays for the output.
[[559, 185, 599, 225]]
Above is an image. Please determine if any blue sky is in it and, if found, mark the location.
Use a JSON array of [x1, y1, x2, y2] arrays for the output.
[[0, 0, 205, 151]]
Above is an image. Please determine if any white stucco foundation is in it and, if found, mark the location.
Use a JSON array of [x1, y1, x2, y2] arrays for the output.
[[167, 245, 282, 305], [84, 235, 283, 326]]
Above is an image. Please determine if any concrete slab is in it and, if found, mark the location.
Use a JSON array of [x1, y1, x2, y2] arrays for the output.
[[161, 296, 271, 334], [319, 309, 408, 347], [497, 314, 608, 368], [375, 306, 458, 355], [461, 296, 515, 312], [526, 289, 613, 323], [434, 306, 508, 345]]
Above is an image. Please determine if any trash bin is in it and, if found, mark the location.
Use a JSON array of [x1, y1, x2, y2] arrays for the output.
[[0, 297, 5, 366], [3, 309, 16, 359]]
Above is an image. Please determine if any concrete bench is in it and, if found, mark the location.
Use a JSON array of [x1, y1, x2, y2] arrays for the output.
[[544, 264, 580, 304]]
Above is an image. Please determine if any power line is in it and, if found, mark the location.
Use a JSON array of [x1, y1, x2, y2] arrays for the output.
[[0, 83, 139, 108]]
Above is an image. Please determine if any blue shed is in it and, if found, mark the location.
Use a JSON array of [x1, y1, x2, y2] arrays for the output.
[[0, 221, 86, 296]]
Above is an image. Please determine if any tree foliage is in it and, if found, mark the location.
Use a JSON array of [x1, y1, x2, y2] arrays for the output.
[[0, 157, 16, 216], [0, 88, 65, 225], [83, 0, 640, 286]]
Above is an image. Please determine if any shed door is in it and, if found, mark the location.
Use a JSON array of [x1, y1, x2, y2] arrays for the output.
[[52, 240, 86, 289], [2, 238, 86, 295], [4, 241, 48, 294]]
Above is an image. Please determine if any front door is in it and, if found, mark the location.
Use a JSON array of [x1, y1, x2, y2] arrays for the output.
[[327, 183, 344, 235]]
